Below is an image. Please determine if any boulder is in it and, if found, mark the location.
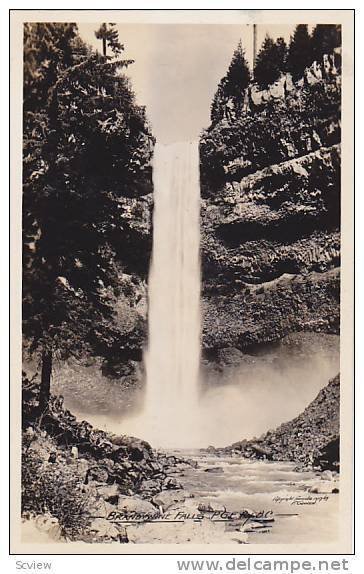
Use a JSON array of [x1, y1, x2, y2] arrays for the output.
[[22, 515, 63, 543], [197, 502, 226, 513], [48, 452, 57, 463], [88, 518, 121, 541], [152, 490, 187, 511], [96, 484, 120, 504], [34, 514, 62, 541], [204, 466, 224, 473], [308, 481, 332, 494], [86, 465, 109, 483], [29, 436, 51, 459], [111, 440, 151, 464], [313, 437, 339, 471], [71, 446, 78, 459], [112, 447, 128, 463], [148, 461, 164, 474], [129, 446, 145, 462], [117, 496, 157, 514], [163, 477, 182, 490], [138, 479, 161, 494], [250, 444, 273, 459], [91, 498, 117, 519]]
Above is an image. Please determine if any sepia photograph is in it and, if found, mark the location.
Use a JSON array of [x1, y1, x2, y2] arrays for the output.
[[10, 9, 354, 554]]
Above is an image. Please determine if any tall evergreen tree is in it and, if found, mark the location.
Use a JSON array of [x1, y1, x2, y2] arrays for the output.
[[23, 23, 153, 413], [275, 37, 288, 72], [253, 35, 288, 88], [286, 24, 313, 81], [311, 24, 341, 62], [95, 23, 125, 57], [210, 77, 228, 124], [225, 40, 251, 100], [210, 40, 250, 123]]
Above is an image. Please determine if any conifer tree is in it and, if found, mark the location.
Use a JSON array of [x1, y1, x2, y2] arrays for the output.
[[23, 23, 153, 413], [225, 40, 251, 101], [95, 23, 125, 57], [253, 35, 288, 88], [275, 37, 288, 72], [210, 77, 228, 124], [311, 24, 341, 63], [210, 41, 250, 122], [286, 24, 313, 81]]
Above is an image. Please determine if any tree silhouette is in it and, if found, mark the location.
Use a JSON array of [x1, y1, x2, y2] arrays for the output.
[[225, 40, 251, 99], [311, 24, 341, 63], [210, 40, 251, 123], [275, 37, 288, 72], [95, 23, 125, 57], [286, 24, 312, 81], [211, 77, 228, 124], [254, 35, 288, 88]]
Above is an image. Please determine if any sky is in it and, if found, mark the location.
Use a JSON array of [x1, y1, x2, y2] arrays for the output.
[[78, 23, 298, 143]]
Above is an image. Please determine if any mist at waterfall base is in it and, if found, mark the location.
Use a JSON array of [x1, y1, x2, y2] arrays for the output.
[[57, 343, 339, 449]]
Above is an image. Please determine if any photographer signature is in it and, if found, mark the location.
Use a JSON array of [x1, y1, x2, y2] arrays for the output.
[[272, 494, 329, 505]]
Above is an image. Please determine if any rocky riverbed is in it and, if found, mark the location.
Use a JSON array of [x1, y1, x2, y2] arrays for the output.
[[22, 449, 340, 546]]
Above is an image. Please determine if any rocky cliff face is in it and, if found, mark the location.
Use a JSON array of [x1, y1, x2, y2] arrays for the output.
[[200, 69, 341, 355]]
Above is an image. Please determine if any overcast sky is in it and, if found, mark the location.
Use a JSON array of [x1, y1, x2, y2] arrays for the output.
[[78, 23, 299, 143]]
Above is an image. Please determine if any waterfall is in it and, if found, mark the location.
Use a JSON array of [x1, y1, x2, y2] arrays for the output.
[[142, 141, 201, 447], [118, 141, 201, 447]]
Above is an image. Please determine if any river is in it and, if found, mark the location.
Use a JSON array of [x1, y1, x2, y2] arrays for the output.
[[124, 450, 339, 545]]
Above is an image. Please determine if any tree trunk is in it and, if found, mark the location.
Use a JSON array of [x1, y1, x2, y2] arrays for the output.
[[102, 37, 107, 57], [38, 350, 52, 415]]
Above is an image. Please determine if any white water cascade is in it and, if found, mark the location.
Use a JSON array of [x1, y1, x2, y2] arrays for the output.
[[144, 141, 201, 445], [121, 141, 202, 448]]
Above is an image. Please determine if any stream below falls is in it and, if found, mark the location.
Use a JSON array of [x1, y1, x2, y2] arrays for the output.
[[124, 450, 339, 545]]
